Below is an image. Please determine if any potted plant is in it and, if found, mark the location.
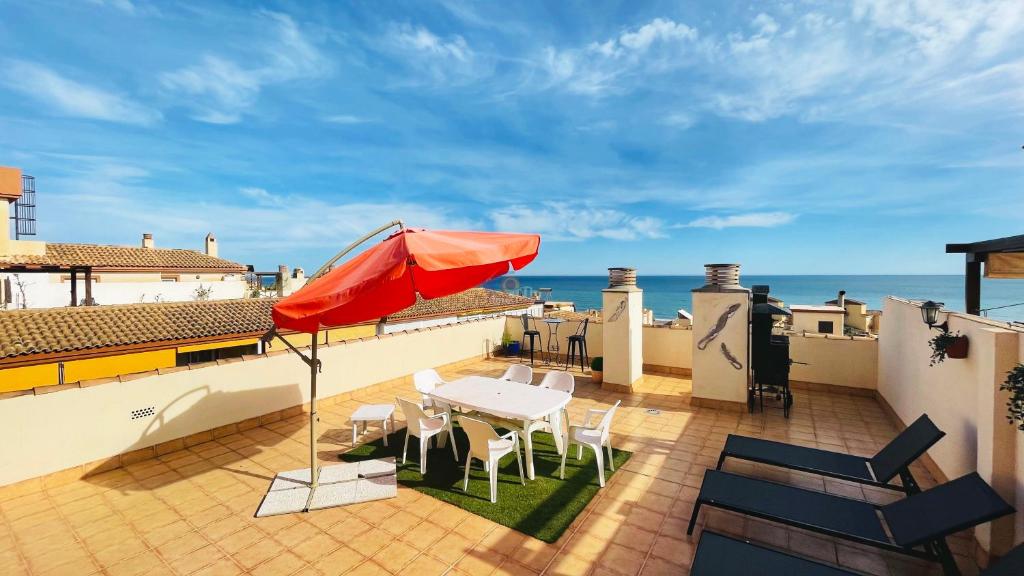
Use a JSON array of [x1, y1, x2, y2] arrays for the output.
[[501, 332, 520, 356], [1001, 364, 1024, 431], [591, 356, 603, 384], [928, 330, 968, 366]]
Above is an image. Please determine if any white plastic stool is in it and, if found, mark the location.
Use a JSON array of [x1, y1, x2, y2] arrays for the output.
[[351, 404, 396, 447]]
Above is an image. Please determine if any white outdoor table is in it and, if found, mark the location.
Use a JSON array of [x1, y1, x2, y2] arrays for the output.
[[350, 404, 396, 447], [428, 376, 570, 480]]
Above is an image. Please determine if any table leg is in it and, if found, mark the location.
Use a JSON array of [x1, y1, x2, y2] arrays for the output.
[[523, 419, 535, 480], [381, 419, 389, 447], [352, 422, 358, 447], [437, 405, 452, 449], [550, 409, 565, 455]]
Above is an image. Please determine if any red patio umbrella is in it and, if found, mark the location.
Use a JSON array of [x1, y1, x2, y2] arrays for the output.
[[264, 221, 540, 508]]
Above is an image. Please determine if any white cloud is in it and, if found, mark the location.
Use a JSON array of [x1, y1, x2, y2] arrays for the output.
[[160, 11, 328, 123], [87, 0, 135, 13], [618, 18, 698, 52], [0, 60, 159, 125], [490, 203, 666, 241], [322, 114, 371, 124], [536, 4, 1024, 123], [45, 169, 476, 258], [392, 24, 471, 61], [662, 113, 694, 129], [541, 18, 701, 95], [238, 187, 282, 206], [383, 23, 488, 84], [679, 212, 797, 229]]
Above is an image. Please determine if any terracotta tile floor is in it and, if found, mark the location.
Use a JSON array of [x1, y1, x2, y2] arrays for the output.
[[0, 358, 974, 576]]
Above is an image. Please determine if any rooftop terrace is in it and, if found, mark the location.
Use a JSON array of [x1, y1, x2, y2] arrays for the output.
[[0, 357, 965, 576]]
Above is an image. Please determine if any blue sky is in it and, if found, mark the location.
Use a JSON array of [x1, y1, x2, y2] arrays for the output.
[[1, 0, 1022, 275]]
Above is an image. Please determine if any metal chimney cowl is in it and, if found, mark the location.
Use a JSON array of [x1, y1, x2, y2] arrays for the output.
[[608, 267, 637, 288], [694, 263, 747, 293]]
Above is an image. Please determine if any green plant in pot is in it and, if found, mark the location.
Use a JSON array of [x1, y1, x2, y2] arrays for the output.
[[590, 356, 603, 384], [928, 330, 968, 366], [1001, 364, 1024, 431], [500, 331, 519, 356]]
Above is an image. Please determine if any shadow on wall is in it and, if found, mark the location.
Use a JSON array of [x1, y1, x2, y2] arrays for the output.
[[84, 382, 304, 492]]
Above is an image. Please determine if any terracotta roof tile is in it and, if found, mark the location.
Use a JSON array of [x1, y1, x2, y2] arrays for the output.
[[388, 288, 534, 320], [0, 288, 533, 362], [0, 299, 275, 360], [0, 243, 247, 272]]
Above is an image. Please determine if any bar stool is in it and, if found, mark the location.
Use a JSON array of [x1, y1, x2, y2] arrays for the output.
[[518, 314, 541, 365], [565, 318, 589, 373]]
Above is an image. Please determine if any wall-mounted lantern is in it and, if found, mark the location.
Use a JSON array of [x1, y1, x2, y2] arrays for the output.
[[920, 300, 949, 332]]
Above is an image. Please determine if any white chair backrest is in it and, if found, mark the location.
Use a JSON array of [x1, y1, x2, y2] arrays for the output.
[[397, 397, 430, 436], [457, 415, 500, 459], [501, 364, 533, 384], [539, 371, 575, 394], [596, 400, 621, 442], [413, 369, 443, 394]]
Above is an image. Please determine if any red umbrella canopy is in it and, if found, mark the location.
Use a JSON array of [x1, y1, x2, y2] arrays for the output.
[[272, 228, 540, 333]]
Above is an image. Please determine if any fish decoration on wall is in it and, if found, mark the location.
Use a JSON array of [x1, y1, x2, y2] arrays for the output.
[[697, 303, 741, 350]]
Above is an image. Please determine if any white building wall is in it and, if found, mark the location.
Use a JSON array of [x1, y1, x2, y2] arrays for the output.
[[2, 273, 248, 308]]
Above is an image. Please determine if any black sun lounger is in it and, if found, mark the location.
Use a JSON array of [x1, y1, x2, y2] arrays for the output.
[[691, 531, 857, 576], [718, 414, 944, 493], [687, 469, 1014, 575], [693, 531, 1024, 576]]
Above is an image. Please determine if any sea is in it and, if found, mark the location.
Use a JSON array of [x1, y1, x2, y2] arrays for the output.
[[484, 275, 1024, 323]]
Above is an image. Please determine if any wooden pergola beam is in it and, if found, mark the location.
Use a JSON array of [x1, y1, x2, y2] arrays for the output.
[[946, 233, 1024, 316]]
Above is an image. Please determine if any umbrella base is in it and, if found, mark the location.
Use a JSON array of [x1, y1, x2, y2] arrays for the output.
[[256, 458, 397, 517]]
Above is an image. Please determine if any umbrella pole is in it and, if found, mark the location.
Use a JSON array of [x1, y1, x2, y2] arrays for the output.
[[307, 336, 320, 507], [301, 332, 317, 510]]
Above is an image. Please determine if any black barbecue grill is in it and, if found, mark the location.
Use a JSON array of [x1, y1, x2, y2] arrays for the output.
[[750, 285, 794, 417]]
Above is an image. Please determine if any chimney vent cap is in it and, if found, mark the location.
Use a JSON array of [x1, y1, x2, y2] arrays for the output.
[[608, 267, 637, 287]]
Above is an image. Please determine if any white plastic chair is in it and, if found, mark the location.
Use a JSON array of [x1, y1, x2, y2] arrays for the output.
[[397, 397, 458, 474], [458, 415, 525, 503], [560, 400, 621, 487], [535, 371, 574, 434], [538, 370, 575, 393], [412, 368, 448, 412], [500, 363, 533, 384]]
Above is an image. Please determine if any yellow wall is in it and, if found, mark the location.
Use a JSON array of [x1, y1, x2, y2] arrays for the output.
[[63, 350, 176, 383], [792, 311, 844, 335], [326, 325, 375, 342], [178, 338, 258, 353], [0, 364, 59, 392]]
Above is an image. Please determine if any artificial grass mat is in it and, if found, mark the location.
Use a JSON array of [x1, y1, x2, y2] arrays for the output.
[[340, 424, 631, 542]]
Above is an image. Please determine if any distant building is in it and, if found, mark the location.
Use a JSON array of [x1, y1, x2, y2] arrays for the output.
[[789, 304, 846, 336], [825, 291, 880, 334], [0, 232, 249, 308], [1, 166, 253, 308]]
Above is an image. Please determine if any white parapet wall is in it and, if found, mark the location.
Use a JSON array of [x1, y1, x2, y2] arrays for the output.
[[642, 325, 693, 372], [0, 316, 506, 487], [877, 296, 1023, 553], [789, 333, 878, 390]]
